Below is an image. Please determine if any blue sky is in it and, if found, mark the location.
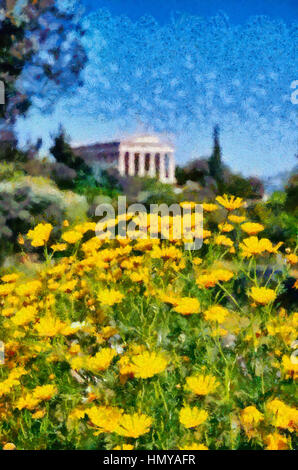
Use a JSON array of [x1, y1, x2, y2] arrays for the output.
[[82, 0, 298, 24], [16, 0, 298, 178]]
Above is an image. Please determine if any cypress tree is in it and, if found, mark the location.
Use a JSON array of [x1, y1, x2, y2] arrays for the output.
[[208, 125, 223, 187]]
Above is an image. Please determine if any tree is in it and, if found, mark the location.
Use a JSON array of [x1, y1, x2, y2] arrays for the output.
[[0, 0, 86, 145], [175, 159, 210, 186], [285, 170, 298, 214], [50, 127, 91, 188], [175, 165, 188, 185], [208, 125, 223, 189], [248, 176, 264, 200], [50, 128, 79, 170]]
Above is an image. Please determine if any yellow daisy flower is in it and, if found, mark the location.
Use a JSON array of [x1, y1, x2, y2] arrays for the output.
[[216, 194, 244, 211], [130, 351, 168, 379], [228, 214, 246, 224], [98, 289, 124, 306], [27, 223, 53, 247], [179, 443, 208, 450], [173, 297, 200, 315], [204, 305, 229, 323], [86, 348, 117, 373], [115, 413, 152, 438], [241, 222, 264, 235], [265, 433, 289, 450], [249, 287, 276, 305], [185, 374, 219, 395], [179, 406, 208, 428], [62, 230, 83, 244], [87, 406, 123, 433]]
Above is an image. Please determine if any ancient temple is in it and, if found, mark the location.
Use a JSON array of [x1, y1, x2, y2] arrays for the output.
[[73, 135, 176, 184]]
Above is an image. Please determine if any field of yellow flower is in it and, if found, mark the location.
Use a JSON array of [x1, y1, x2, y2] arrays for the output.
[[0, 195, 297, 450]]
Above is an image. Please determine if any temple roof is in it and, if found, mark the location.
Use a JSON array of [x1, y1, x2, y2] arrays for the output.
[[120, 134, 174, 152], [73, 134, 174, 155]]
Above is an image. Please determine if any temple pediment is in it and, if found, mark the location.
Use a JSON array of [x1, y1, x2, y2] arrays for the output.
[[72, 134, 176, 184]]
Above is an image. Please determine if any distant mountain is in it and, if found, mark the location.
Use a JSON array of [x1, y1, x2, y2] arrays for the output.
[[264, 167, 297, 194]]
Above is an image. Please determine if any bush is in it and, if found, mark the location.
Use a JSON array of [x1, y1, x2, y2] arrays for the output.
[[250, 193, 298, 247], [0, 176, 88, 264], [0, 161, 24, 182]]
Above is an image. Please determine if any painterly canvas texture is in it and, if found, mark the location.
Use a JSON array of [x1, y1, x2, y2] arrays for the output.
[[0, 0, 297, 451]]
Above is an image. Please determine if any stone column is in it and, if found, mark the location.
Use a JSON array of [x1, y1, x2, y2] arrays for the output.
[[128, 152, 135, 176], [148, 153, 156, 177], [118, 151, 125, 176], [138, 153, 145, 177], [168, 153, 176, 183], [159, 153, 166, 183]]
